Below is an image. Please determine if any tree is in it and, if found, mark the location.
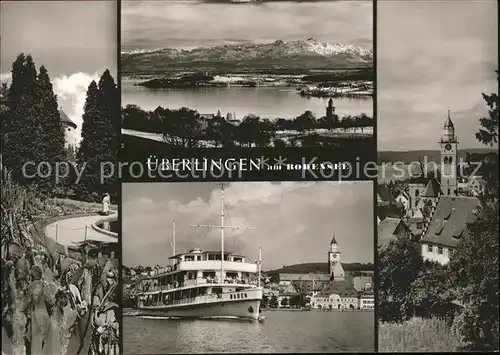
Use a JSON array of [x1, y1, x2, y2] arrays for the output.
[[474, 70, 499, 195], [378, 237, 423, 322], [2, 54, 44, 185], [293, 111, 316, 133], [273, 138, 287, 148], [407, 261, 455, 319], [475, 70, 498, 147], [76, 70, 118, 202], [162, 108, 203, 148], [37, 65, 67, 193], [75, 81, 100, 201], [447, 202, 499, 351]]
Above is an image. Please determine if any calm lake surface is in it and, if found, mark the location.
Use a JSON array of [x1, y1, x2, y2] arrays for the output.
[[122, 80, 373, 121], [123, 310, 374, 353]]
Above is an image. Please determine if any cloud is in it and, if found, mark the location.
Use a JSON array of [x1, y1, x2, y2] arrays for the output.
[[122, 182, 373, 269], [0, 72, 11, 84], [52, 72, 99, 144], [1, 70, 98, 144], [377, 0, 497, 151]]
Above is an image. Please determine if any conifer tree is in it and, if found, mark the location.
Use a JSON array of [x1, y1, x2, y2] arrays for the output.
[[2, 54, 44, 185], [75, 70, 118, 202], [75, 80, 102, 201], [37, 65, 66, 193]]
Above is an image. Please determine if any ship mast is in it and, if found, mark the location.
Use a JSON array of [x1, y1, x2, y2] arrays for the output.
[[258, 247, 262, 287], [220, 183, 225, 284], [173, 220, 176, 257], [190, 183, 256, 284]]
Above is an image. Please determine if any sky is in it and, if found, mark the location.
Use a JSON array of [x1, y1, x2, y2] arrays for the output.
[[121, 0, 373, 52], [0, 0, 117, 144], [122, 182, 374, 270], [378, 0, 498, 151]]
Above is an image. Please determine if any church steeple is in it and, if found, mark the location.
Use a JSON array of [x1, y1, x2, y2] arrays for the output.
[[328, 233, 344, 281], [440, 109, 458, 196], [326, 97, 335, 119], [444, 109, 454, 129], [441, 109, 457, 143]]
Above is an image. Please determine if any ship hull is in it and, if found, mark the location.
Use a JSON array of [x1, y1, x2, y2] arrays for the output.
[[138, 298, 261, 320]]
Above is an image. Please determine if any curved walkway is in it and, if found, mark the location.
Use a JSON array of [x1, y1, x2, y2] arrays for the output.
[[45, 211, 119, 247]]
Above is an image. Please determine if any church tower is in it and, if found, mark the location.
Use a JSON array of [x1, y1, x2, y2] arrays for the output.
[[326, 98, 335, 120], [328, 234, 345, 281], [439, 110, 458, 196]]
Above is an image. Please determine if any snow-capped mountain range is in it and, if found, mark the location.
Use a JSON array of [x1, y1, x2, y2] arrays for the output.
[[122, 38, 373, 73]]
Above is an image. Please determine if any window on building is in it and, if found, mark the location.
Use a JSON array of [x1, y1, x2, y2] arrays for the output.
[[449, 157, 453, 164], [427, 245, 432, 252], [438, 247, 443, 255]]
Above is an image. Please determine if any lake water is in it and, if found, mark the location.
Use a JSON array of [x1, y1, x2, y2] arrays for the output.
[[122, 80, 373, 121], [123, 310, 374, 353]]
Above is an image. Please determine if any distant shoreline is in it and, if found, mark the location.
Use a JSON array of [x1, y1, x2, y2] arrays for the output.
[[124, 72, 374, 98]]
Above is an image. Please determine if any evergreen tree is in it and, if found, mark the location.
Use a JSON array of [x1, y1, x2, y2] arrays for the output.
[[37, 65, 66, 193], [76, 70, 118, 202], [75, 80, 102, 201], [2, 54, 44, 185], [475, 70, 499, 147]]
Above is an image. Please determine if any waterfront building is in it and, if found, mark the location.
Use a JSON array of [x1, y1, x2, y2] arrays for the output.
[[359, 291, 375, 310], [328, 235, 345, 281], [310, 280, 359, 310]]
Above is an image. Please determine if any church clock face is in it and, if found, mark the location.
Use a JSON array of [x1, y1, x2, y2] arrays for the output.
[[444, 143, 452, 151], [332, 254, 337, 260]]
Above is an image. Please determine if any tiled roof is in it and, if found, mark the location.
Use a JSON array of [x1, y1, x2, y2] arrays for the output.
[[377, 185, 394, 204], [377, 204, 399, 222], [280, 273, 330, 281], [59, 110, 77, 129], [318, 280, 359, 298], [420, 196, 480, 248], [378, 217, 403, 247], [422, 178, 442, 198]]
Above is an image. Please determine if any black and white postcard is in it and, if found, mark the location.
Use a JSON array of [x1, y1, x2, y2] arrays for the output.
[[122, 181, 375, 353]]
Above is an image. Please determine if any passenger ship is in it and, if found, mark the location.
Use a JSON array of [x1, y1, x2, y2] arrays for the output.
[[137, 185, 264, 320]]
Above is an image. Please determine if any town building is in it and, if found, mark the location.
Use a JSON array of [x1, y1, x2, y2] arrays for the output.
[[59, 109, 77, 149], [359, 290, 375, 310], [278, 272, 330, 294], [395, 191, 410, 210], [328, 235, 345, 281], [325, 98, 339, 125], [467, 175, 487, 197], [440, 110, 459, 196], [420, 196, 479, 265], [377, 217, 414, 248], [377, 203, 400, 224], [310, 280, 360, 310], [418, 111, 481, 265]]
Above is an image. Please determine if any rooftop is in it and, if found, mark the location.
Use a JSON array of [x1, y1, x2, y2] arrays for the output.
[[422, 178, 442, 198], [421, 196, 480, 248], [378, 217, 409, 248], [317, 280, 359, 298], [59, 109, 77, 129]]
